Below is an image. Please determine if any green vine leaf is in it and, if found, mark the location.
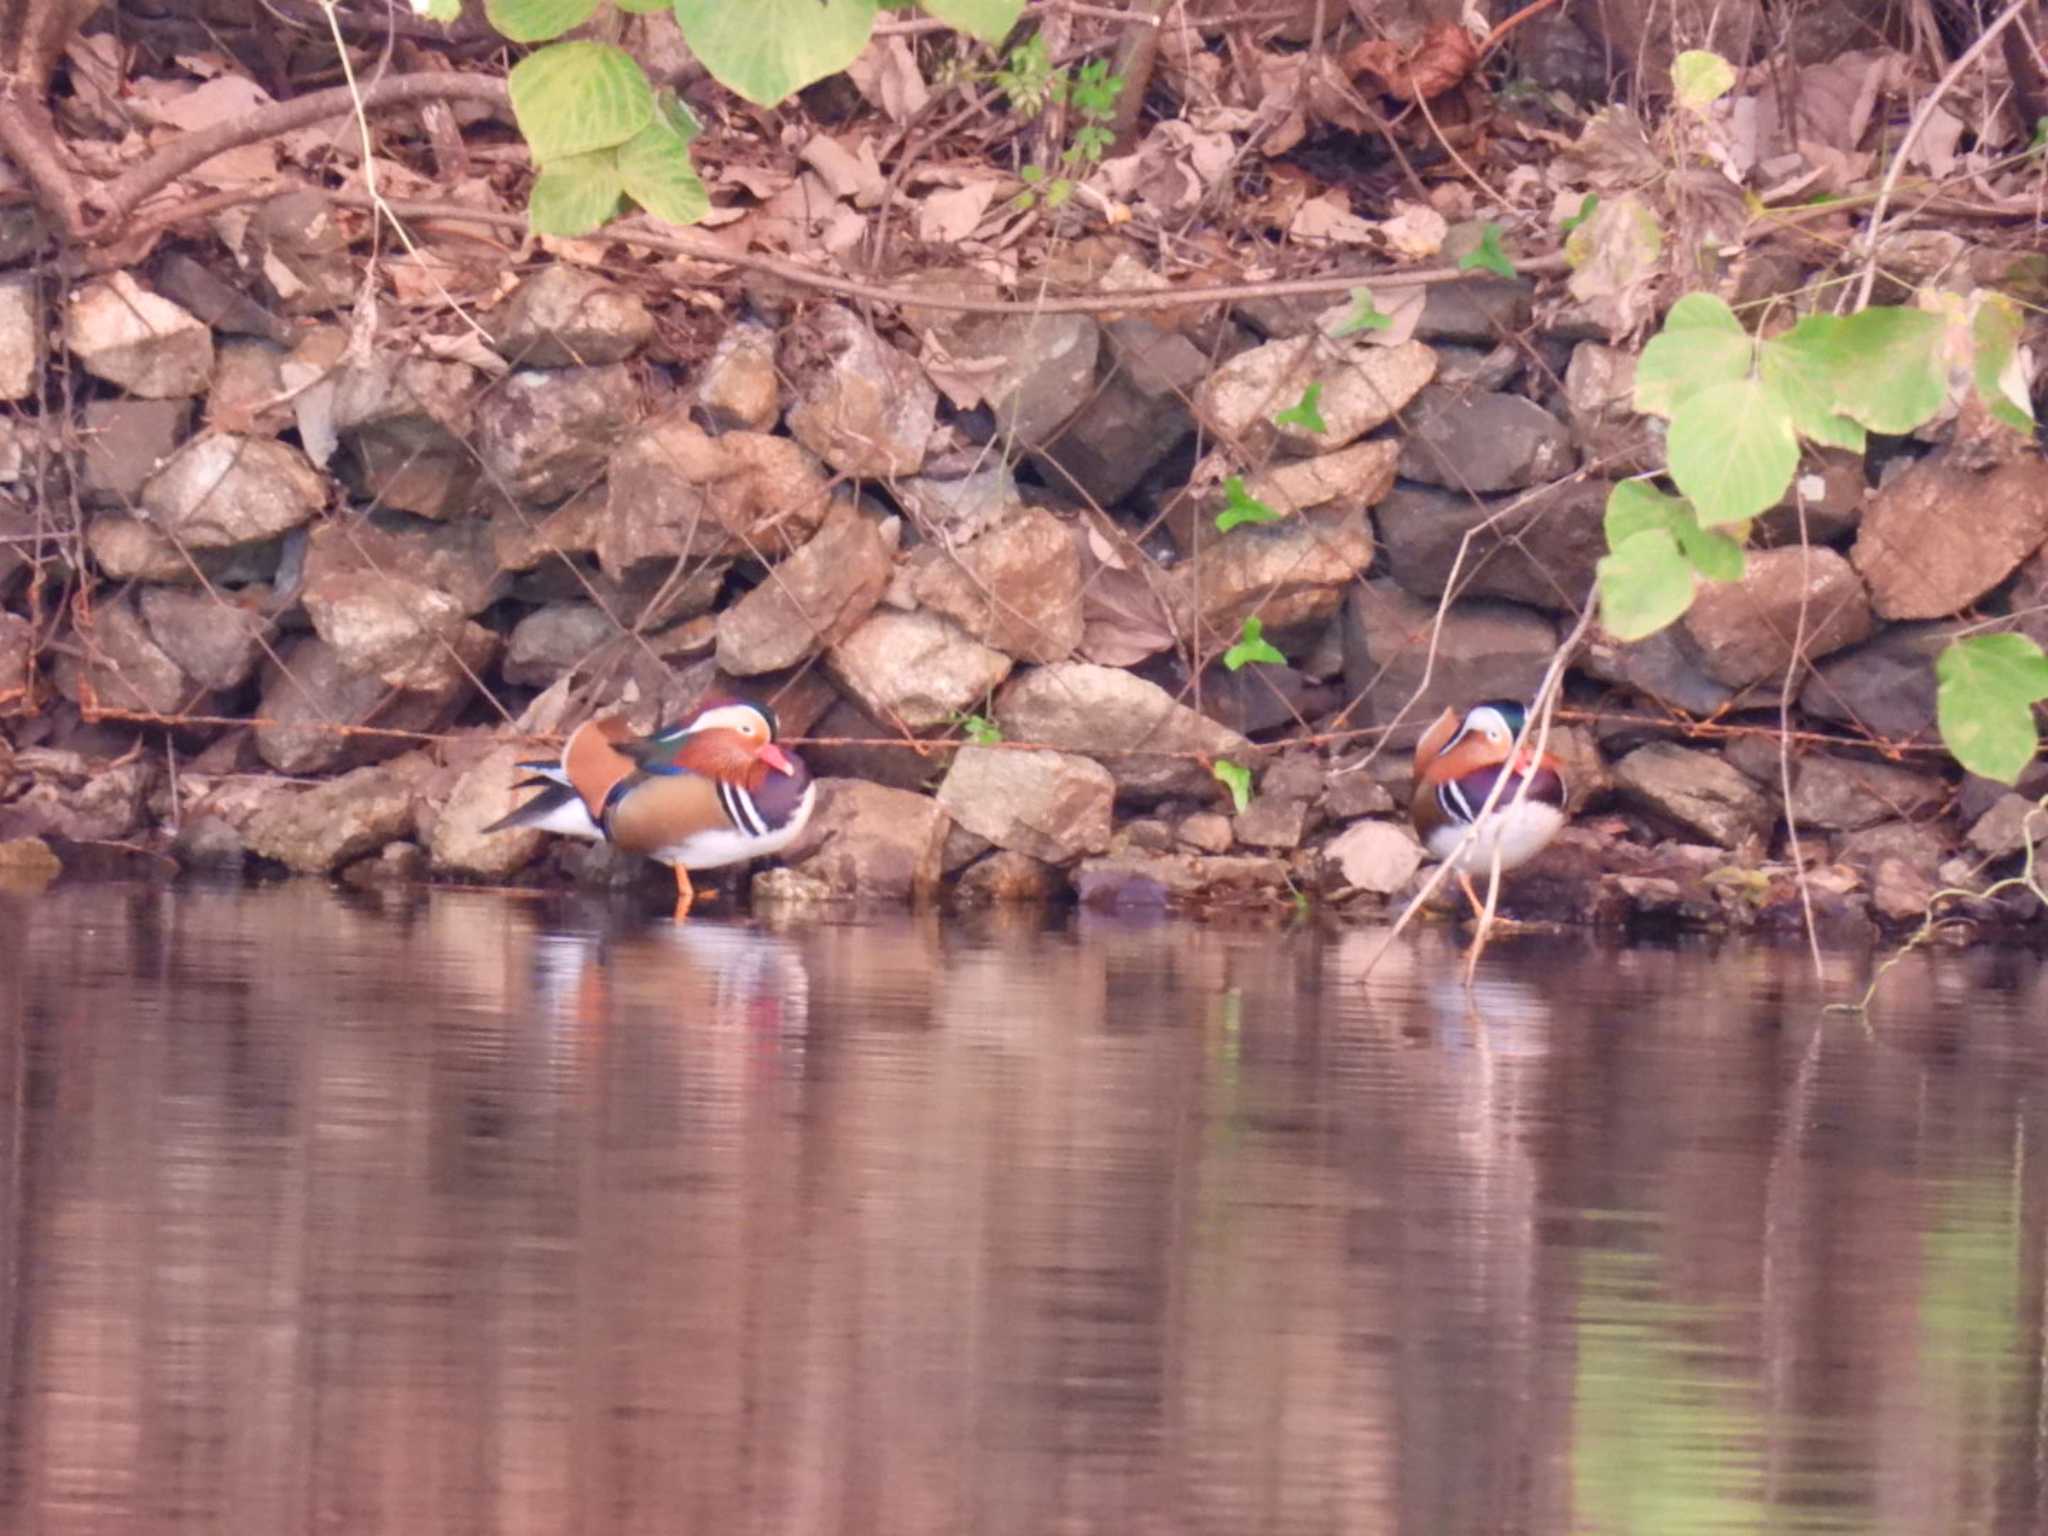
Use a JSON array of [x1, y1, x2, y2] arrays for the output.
[[1598, 529, 1696, 641], [508, 42, 654, 162], [1969, 292, 2036, 433], [1825, 307, 1945, 434], [617, 97, 709, 226], [1215, 477, 1282, 534], [486, 0, 600, 42], [673, 0, 881, 107], [917, 0, 1026, 43], [1331, 287, 1392, 336], [1936, 634, 2048, 784], [1273, 383, 1327, 435], [1758, 316, 1868, 453], [1671, 50, 1736, 111], [1223, 616, 1286, 671], [528, 148, 626, 235], [1559, 193, 1600, 236], [1666, 375, 1800, 526], [1634, 292, 1752, 418], [1213, 759, 1254, 814], [1457, 222, 1515, 279]]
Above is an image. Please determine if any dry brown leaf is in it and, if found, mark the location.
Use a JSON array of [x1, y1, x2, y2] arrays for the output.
[[133, 74, 278, 183], [1342, 23, 1479, 102], [845, 36, 930, 123], [719, 163, 794, 200], [1377, 200, 1447, 258], [798, 134, 885, 206], [917, 180, 1001, 244], [1289, 192, 1379, 246]]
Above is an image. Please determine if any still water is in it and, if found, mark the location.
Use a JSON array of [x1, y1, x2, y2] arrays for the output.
[[1, 881, 2045, 1536]]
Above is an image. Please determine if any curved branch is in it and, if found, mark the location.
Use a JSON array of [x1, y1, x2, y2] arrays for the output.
[[89, 73, 512, 235]]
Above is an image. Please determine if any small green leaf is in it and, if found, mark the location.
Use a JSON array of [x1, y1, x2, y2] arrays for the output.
[[1827, 307, 1946, 434], [1760, 315, 1868, 453], [1936, 634, 2048, 783], [1667, 375, 1800, 526], [1331, 287, 1393, 336], [1215, 477, 1282, 534], [529, 149, 627, 236], [1598, 527, 1697, 640], [950, 711, 1004, 745], [414, 0, 463, 19], [1605, 480, 1748, 584], [1273, 383, 1327, 435], [673, 0, 881, 108], [1559, 193, 1600, 236], [1213, 759, 1254, 814], [614, 0, 669, 11], [1223, 616, 1287, 671], [1671, 49, 1736, 111], [1634, 292, 1752, 418], [508, 42, 654, 161], [618, 100, 710, 226], [1457, 222, 1515, 278], [486, 0, 601, 43], [917, 0, 1026, 44], [1971, 292, 2035, 432]]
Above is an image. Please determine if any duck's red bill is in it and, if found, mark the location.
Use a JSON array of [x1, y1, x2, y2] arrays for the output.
[[758, 743, 795, 774]]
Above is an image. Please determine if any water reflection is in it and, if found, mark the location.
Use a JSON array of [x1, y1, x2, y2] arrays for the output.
[[0, 883, 2044, 1534]]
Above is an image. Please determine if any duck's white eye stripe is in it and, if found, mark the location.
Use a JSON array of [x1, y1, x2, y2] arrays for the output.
[[692, 704, 769, 736]]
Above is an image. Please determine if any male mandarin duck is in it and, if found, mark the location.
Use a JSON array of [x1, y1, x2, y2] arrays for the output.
[[485, 697, 815, 917], [1411, 699, 1568, 917]]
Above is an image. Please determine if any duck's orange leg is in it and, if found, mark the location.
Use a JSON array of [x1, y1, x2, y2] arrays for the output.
[[673, 865, 695, 920]]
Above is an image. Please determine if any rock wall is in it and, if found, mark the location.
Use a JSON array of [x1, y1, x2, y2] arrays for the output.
[[2, 254, 2045, 940]]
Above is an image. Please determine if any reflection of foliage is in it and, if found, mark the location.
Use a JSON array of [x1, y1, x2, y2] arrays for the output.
[[1921, 1179, 2022, 1465], [1573, 1249, 1768, 1533]]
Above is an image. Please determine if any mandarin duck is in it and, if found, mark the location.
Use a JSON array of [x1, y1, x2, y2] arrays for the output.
[[1411, 699, 1567, 917], [485, 697, 815, 917]]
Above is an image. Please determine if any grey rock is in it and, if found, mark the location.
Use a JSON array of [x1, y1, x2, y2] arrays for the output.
[[1232, 793, 1309, 850], [1788, 754, 1946, 831], [1323, 819, 1425, 894], [1613, 742, 1776, 848], [953, 849, 1062, 904], [65, 273, 213, 397], [49, 596, 193, 716], [139, 586, 267, 690], [477, 364, 640, 505], [84, 514, 281, 586], [494, 266, 655, 366], [783, 304, 936, 476], [254, 632, 491, 774], [503, 602, 616, 688], [1417, 277, 1534, 343], [893, 465, 1021, 543], [1562, 343, 1661, 475], [907, 504, 1084, 663], [1837, 818, 1955, 875], [994, 661, 1252, 802], [1339, 580, 1558, 744], [773, 778, 950, 903], [935, 745, 1114, 863], [1177, 811, 1234, 853], [1029, 316, 1201, 505], [1171, 501, 1379, 641], [428, 744, 550, 878], [245, 191, 356, 316], [299, 518, 503, 688], [80, 399, 190, 507], [153, 252, 288, 343], [827, 609, 1013, 730], [5, 751, 157, 843], [1871, 856, 1937, 923], [1397, 387, 1576, 493], [0, 275, 39, 399], [1756, 448, 1865, 546], [937, 311, 1100, 447], [1581, 625, 1740, 715], [1681, 545, 1874, 688], [801, 697, 940, 793], [1799, 622, 1951, 741], [1375, 477, 1607, 612], [717, 499, 897, 674], [1322, 772, 1396, 820], [0, 611, 31, 708], [600, 414, 831, 575], [142, 434, 326, 547], [244, 754, 435, 875], [1853, 456, 2048, 619], [1968, 793, 2048, 858], [695, 322, 780, 431], [1194, 334, 1436, 457], [331, 354, 478, 519]]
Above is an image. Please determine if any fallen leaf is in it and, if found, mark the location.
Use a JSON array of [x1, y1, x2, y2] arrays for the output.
[[799, 134, 886, 207], [917, 180, 1001, 244], [1376, 200, 1447, 258], [1290, 192, 1379, 246], [846, 35, 930, 123]]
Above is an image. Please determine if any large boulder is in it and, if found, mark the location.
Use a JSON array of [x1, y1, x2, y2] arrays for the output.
[[935, 745, 1114, 863], [717, 500, 897, 675], [994, 662, 1252, 803], [905, 504, 1084, 663], [1852, 456, 2048, 619]]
